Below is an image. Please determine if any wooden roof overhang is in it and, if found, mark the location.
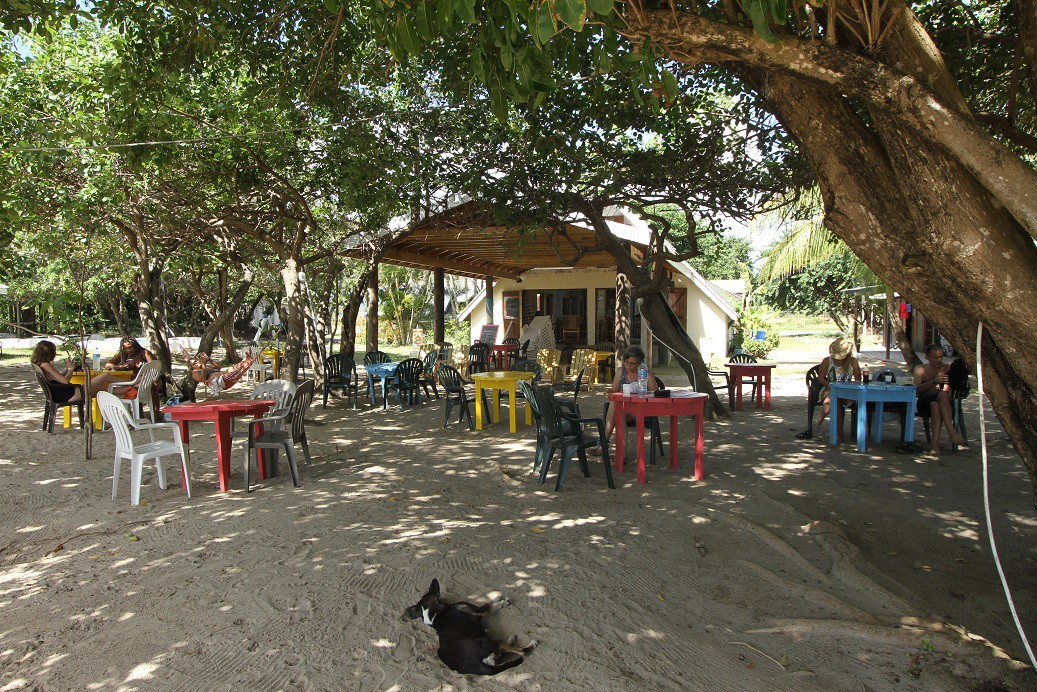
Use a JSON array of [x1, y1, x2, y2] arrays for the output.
[[362, 202, 623, 280]]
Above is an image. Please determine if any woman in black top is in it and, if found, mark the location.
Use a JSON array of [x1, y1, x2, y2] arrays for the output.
[[31, 341, 122, 402]]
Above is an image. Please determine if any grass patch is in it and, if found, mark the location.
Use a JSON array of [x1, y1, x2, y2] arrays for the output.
[[0, 348, 33, 364]]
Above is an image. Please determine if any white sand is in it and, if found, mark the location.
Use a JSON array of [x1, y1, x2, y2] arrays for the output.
[[1, 360, 1034, 691]]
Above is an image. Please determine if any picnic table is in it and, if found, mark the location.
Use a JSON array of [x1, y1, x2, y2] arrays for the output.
[[610, 390, 708, 484], [725, 362, 776, 410], [63, 369, 135, 429], [829, 382, 917, 452], [472, 371, 535, 433], [364, 362, 398, 407], [164, 399, 276, 492]]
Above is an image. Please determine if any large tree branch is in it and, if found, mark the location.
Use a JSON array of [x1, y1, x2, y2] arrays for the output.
[[635, 8, 1037, 243]]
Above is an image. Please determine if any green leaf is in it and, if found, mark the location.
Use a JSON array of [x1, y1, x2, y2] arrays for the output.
[[745, 0, 779, 42], [415, 0, 434, 39], [662, 70, 678, 101], [555, 0, 588, 31], [471, 49, 486, 81], [437, 0, 455, 29], [587, 0, 614, 14], [396, 13, 420, 54], [535, 1, 558, 44], [455, 0, 477, 23], [489, 80, 509, 121], [769, 0, 787, 23]]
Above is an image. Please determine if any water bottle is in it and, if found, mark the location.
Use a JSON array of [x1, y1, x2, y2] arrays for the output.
[[637, 362, 648, 395], [92, 352, 101, 371]]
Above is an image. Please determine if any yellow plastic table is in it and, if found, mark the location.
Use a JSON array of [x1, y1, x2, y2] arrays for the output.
[[262, 349, 282, 378], [472, 371, 535, 433], [64, 369, 135, 429]]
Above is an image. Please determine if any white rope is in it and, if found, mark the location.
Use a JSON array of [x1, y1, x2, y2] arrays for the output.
[[976, 321, 1036, 669]]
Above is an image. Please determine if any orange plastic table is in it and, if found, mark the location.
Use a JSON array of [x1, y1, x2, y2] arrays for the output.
[[164, 400, 275, 492], [610, 391, 708, 484], [725, 363, 776, 411]]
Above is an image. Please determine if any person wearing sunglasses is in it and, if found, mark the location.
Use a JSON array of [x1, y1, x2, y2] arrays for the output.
[[590, 345, 658, 455]]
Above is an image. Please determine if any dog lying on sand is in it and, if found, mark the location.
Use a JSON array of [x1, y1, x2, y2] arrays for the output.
[[405, 579, 537, 675]]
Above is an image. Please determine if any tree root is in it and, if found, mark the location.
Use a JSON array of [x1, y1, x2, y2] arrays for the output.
[[803, 521, 921, 615], [728, 641, 786, 672], [737, 559, 882, 625], [711, 511, 831, 584], [746, 618, 994, 658]]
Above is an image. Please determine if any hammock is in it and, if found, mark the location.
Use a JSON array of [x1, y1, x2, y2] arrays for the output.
[[176, 346, 263, 396]]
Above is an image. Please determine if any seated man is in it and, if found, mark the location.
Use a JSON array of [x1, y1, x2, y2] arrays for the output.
[[913, 343, 970, 455]]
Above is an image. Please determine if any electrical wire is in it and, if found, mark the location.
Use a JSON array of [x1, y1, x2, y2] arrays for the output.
[[976, 321, 1036, 669]]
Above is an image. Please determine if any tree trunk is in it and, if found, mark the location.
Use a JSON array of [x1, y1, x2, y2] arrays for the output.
[[280, 259, 306, 382], [757, 71, 1037, 503], [583, 204, 727, 417], [218, 269, 238, 362], [135, 265, 171, 375], [885, 290, 921, 370], [180, 270, 253, 401]]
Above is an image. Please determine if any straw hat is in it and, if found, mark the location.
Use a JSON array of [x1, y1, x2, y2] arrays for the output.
[[829, 337, 854, 360]]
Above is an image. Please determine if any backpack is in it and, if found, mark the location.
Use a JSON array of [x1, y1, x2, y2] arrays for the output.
[[947, 358, 970, 394]]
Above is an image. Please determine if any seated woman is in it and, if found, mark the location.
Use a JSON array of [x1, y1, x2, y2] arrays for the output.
[[31, 340, 124, 403], [189, 350, 259, 397], [105, 338, 155, 373], [814, 337, 861, 439], [590, 346, 659, 455]]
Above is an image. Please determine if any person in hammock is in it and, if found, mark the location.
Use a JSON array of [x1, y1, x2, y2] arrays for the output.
[[189, 350, 259, 397]]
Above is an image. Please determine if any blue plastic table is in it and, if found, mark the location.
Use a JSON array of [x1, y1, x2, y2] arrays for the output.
[[829, 382, 917, 452], [364, 362, 398, 407]]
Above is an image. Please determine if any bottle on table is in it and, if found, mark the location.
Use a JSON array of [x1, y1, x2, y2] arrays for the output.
[[637, 362, 648, 395], [92, 352, 101, 371], [862, 367, 870, 384]]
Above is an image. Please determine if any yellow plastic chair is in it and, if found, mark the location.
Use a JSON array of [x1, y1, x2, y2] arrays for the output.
[[536, 348, 563, 383]]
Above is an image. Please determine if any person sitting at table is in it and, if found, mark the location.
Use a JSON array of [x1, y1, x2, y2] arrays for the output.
[[31, 340, 124, 402], [189, 350, 259, 397], [105, 338, 155, 373], [913, 343, 969, 455], [813, 337, 861, 440], [590, 346, 658, 455]]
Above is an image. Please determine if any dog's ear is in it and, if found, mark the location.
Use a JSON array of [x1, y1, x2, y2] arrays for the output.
[[405, 604, 422, 620], [429, 579, 441, 597]]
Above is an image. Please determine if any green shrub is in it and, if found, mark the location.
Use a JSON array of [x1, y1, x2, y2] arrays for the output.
[[731, 306, 781, 359]]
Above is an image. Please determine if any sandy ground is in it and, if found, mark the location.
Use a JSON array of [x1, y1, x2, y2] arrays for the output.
[[1, 356, 1035, 691]]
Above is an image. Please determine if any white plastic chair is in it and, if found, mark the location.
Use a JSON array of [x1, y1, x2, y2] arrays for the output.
[[245, 345, 273, 383], [97, 391, 191, 506], [108, 360, 163, 423]]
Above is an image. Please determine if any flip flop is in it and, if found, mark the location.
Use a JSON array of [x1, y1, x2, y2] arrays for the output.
[[588, 446, 603, 457], [795, 431, 812, 440]]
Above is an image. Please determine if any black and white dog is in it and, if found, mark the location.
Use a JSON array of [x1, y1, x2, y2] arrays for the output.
[[405, 579, 537, 675]]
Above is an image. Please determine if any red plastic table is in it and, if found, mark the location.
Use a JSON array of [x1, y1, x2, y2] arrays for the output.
[[725, 363, 776, 411], [490, 344, 518, 369], [610, 391, 708, 484], [164, 400, 275, 492]]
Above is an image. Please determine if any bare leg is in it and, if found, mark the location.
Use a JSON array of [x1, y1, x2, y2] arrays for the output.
[[817, 394, 830, 427], [930, 400, 943, 454], [937, 389, 968, 447], [603, 402, 617, 440]]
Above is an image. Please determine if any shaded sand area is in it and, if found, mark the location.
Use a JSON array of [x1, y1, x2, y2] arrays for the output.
[[0, 360, 1034, 690]]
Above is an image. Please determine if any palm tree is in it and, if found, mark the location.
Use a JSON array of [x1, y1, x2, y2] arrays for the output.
[[756, 192, 920, 369]]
